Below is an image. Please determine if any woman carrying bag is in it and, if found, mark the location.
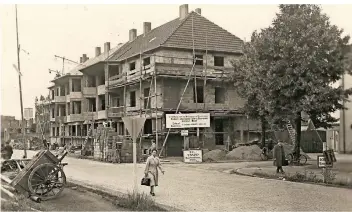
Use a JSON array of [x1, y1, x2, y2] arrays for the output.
[[143, 149, 165, 196]]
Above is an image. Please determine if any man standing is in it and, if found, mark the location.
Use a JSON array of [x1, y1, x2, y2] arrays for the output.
[[273, 140, 286, 174]]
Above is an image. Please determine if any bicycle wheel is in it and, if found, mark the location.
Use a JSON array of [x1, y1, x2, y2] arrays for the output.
[[299, 154, 307, 165], [260, 153, 268, 161]]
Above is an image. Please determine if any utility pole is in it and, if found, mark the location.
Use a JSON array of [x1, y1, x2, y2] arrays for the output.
[[15, 4, 27, 158]]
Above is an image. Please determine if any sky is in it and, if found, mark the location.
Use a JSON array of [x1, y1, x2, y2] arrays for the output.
[[1, 4, 351, 120]]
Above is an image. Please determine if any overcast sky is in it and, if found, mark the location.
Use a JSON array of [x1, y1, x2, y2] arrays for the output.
[[1, 4, 351, 119]]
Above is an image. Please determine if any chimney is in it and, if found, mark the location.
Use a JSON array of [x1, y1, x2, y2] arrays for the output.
[[80, 57, 83, 63], [95, 47, 101, 57], [129, 29, 137, 42], [195, 8, 201, 15], [179, 4, 189, 20], [143, 22, 151, 35], [104, 42, 110, 53], [82, 54, 87, 63]]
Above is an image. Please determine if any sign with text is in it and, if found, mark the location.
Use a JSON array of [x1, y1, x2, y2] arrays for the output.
[[183, 150, 202, 163], [317, 155, 333, 168], [181, 130, 188, 136], [166, 113, 210, 129]]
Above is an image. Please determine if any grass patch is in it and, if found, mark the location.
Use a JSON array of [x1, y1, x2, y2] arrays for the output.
[[119, 191, 164, 211], [252, 168, 352, 188], [66, 183, 167, 211]]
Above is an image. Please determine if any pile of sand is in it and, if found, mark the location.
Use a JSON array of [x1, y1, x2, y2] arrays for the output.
[[203, 149, 227, 162], [226, 145, 262, 161]]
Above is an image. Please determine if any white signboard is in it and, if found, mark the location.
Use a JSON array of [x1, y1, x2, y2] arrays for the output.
[[181, 130, 188, 136], [183, 150, 202, 163], [317, 155, 332, 168], [166, 113, 210, 129]]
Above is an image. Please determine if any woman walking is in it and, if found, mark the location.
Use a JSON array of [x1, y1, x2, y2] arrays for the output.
[[144, 149, 165, 196]]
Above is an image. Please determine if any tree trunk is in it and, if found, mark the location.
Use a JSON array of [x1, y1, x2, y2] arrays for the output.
[[261, 116, 266, 148], [294, 112, 301, 162]]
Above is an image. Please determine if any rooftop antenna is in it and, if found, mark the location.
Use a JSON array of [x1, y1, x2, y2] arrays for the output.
[[54, 55, 80, 75]]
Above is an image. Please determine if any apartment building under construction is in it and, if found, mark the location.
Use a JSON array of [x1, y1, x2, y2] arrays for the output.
[[49, 4, 261, 159]]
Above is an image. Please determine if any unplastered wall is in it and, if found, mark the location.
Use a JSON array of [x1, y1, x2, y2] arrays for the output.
[[125, 79, 163, 111]]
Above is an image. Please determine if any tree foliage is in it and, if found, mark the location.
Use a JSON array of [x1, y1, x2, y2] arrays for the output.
[[232, 4, 352, 158]]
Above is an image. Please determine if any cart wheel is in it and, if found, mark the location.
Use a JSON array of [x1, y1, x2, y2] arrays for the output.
[[27, 163, 66, 200]]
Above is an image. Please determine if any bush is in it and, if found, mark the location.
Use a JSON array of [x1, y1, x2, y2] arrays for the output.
[[1, 194, 44, 211], [117, 191, 165, 211]]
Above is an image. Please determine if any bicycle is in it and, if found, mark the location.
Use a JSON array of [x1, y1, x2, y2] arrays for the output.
[[260, 147, 272, 161], [286, 152, 307, 165]]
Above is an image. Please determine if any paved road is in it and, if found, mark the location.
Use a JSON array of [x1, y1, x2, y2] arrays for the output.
[[13, 150, 352, 211]]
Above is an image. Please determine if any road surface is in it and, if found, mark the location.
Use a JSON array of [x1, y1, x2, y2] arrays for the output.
[[13, 150, 352, 211]]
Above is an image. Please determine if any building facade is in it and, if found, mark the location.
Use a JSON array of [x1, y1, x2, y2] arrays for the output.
[[49, 4, 261, 158]]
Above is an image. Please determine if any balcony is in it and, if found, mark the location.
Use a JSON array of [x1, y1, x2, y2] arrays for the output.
[[55, 116, 66, 123], [67, 114, 83, 122], [83, 87, 97, 96], [108, 107, 124, 118], [97, 85, 106, 95], [97, 110, 106, 119], [54, 96, 66, 103], [83, 112, 97, 120], [69, 92, 82, 99]]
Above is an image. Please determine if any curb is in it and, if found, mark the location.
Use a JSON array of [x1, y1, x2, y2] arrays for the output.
[[67, 179, 183, 211]]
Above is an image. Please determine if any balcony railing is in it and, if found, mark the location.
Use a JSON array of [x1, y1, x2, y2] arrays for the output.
[[54, 96, 66, 103], [98, 110, 106, 119], [97, 85, 106, 95], [69, 92, 83, 99], [108, 106, 124, 118], [83, 87, 97, 96], [68, 114, 83, 122]]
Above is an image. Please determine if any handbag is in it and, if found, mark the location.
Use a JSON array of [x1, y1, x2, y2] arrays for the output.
[[141, 177, 150, 186]]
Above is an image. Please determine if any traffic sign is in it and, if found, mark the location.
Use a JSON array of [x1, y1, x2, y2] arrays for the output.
[[122, 117, 146, 142], [317, 155, 333, 168]]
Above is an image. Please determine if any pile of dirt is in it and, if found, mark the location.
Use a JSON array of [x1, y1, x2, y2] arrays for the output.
[[203, 149, 227, 162], [226, 145, 262, 161]]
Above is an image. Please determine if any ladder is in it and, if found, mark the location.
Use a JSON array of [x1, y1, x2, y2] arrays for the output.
[[82, 120, 94, 153], [286, 120, 296, 145]]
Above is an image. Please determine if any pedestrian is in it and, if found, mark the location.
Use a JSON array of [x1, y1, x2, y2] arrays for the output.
[[149, 139, 156, 155], [273, 140, 286, 174], [43, 138, 48, 149], [144, 149, 165, 196], [2, 141, 13, 160]]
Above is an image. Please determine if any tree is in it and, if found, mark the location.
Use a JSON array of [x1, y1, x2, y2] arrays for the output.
[[232, 41, 271, 147], [233, 4, 352, 162]]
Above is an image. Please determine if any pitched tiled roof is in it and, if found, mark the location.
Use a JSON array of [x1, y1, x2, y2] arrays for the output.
[[110, 11, 243, 61]]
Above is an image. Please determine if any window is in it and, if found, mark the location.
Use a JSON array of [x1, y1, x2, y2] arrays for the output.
[[111, 97, 120, 107], [87, 76, 96, 87], [51, 90, 55, 99], [56, 88, 59, 96], [215, 119, 224, 145], [143, 57, 151, 67], [118, 122, 124, 135], [194, 54, 203, 66], [193, 86, 204, 103], [130, 62, 136, 71], [88, 98, 96, 112], [215, 87, 225, 103], [144, 119, 153, 134], [144, 88, 150, 109], [109, 65, 120, 77], [56, 127, 60, 136], [130, 91, 136, 107], [52, 127, 55, 136], [214, 56, 224, 67], [51, 108, 55, 118], [67, 103, 70, 115]]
